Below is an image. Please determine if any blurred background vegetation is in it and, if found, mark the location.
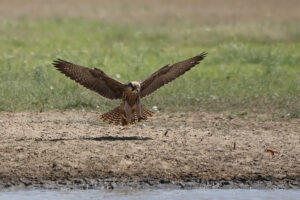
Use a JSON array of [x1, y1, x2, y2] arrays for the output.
[[0, 0, 299, 118]]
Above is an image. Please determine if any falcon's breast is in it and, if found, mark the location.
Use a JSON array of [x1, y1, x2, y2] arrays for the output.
[[123, 88, 139, 106]]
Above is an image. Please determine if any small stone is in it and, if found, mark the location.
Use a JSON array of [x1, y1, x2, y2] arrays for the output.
[[152, 106, 158, 111]]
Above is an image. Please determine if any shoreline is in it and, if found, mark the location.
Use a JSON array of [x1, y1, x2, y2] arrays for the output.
[[1, 178, 299, 190]]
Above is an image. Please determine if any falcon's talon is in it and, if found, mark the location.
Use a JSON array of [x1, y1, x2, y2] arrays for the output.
[[53, 52, 207, 126]]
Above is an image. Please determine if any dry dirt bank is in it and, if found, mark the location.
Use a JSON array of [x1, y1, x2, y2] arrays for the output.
[[1, 0, 300, 24], [0, 111, 299, 189]]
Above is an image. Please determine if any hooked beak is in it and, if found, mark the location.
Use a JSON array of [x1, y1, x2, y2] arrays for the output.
[[134, 86, 140, 91]]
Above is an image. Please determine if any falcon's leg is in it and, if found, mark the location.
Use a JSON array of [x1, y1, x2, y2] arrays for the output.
[[124, 101, 133, 123], [136, 98, 144, 122], [121, 114, 129, 126]]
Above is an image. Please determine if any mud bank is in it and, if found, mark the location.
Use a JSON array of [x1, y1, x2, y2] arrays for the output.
[[0, 111, 299, 189], [1, 177, 299, 190]]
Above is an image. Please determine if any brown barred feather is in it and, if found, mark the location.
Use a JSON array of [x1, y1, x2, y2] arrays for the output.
[[53, 59, 125, 99], [99, 106, 154, 125], [140, 52, 207, 98]]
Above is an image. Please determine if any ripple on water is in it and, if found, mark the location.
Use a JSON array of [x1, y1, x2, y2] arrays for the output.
[[0, 189, 299, 200]]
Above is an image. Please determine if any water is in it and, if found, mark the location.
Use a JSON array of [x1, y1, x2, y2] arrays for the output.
[[0, 189, 299, 200]]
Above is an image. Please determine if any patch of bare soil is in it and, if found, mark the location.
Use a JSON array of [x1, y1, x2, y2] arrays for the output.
[[0, 111, 299, 189]]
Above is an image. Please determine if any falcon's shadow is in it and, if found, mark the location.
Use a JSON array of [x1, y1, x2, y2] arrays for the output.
[[30, 136, 152, 142], [81, 136, 152, 141]]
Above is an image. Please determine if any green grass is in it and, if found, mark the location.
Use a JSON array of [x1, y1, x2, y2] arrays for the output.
[[0, 19, 300, 117]]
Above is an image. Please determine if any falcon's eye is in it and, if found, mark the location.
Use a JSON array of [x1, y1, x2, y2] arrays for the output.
[[128, 83, 134, 88]]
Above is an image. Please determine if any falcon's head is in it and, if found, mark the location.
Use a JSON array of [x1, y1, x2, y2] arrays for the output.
[[128, 81, 141, 91]]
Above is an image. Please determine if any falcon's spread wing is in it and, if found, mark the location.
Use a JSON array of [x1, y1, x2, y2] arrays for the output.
[[140, 52, 207, 98], [53, 59, 125, 99]]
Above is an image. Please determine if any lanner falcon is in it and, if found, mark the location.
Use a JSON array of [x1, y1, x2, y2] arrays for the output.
[[53, 52, 207, 125]]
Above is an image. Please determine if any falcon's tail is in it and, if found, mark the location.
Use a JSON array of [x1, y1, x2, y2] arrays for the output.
[[99, 107, 121, 125], [141, 107, 154, 119], [99, 106, 154, 125]]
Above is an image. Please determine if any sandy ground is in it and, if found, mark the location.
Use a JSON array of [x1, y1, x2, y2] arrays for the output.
[[1, 0, 300, 24], [0, 111, 299, 189]]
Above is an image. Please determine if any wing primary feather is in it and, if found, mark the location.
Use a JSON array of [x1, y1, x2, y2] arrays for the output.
[[52, 59, 125, 100], [140, 52, 207, 98]]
